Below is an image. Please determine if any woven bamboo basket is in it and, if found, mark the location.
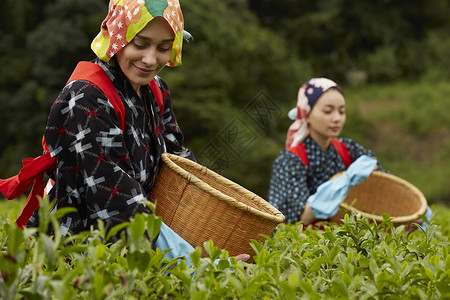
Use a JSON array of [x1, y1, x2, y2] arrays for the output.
[[328, 171, 427, 225], [149, 153, 285, 260]]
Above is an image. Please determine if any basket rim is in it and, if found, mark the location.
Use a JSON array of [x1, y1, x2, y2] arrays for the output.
[[331, 170, 428, 223], [160, 153, 285, 223]]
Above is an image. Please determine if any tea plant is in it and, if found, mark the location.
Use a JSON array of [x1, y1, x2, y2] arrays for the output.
[[0, 198, 449, 299]]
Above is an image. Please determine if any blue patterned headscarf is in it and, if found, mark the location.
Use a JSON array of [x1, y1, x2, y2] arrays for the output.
[[286, 78, 339, 148]]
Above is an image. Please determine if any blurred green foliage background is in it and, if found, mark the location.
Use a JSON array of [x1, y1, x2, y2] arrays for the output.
[[0, 0, 449, 204]]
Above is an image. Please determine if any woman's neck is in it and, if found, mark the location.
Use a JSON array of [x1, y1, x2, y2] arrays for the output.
[[136, 86, 142, 99], [310, 133, 331, 152]]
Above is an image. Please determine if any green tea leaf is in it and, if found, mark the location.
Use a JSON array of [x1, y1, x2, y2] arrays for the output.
[[129, 213, 146, 242], [51, 207, 77, 220], [105, 222, 129, 242], [369, 259, 379, 275], [146, 214, 162, 241], [331, 278, 348, 297]]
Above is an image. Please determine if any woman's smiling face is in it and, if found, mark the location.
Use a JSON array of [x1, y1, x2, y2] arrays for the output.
[[115, 17, 174, 96]]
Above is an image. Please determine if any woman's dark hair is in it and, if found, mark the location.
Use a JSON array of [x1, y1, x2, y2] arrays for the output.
[[329, 85, 344, 97]]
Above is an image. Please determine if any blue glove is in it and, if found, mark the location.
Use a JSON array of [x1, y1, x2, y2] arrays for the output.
[[155, 223, 225, 268], [307, 155, 377, 219], [419, 205, 432, 231], [155, 222, 195, 264]]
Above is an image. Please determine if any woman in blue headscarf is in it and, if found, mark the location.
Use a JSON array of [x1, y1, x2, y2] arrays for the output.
[[268, 78, 386, 224], [268, 78, 431, 232]]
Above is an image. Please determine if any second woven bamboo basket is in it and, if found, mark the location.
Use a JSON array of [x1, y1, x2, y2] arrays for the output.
[[149, 153, 285, 260], [329, 171, 427, 225]]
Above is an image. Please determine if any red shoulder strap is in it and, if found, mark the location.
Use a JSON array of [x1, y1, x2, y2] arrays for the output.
[[69, 62, 165, 122], [68, 61, 126, 131], [287, 138, 351, 172], [149, 79, 164, 116], [331, 138, 351, 168], [287, 143, 309, 167]]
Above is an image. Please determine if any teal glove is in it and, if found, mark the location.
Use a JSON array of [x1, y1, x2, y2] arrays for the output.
[[155, 222, 195, 264], [419, 206, 433, 231], [155, 223, 227, 268], [307, 155, 377, 219]]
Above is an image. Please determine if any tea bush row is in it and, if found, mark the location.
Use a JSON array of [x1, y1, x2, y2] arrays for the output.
[[0, 198, 449, 299]]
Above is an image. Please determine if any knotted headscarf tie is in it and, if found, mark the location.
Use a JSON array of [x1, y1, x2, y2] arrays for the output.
[[91, 0, 185, 67], [285, 78, 339, 148]]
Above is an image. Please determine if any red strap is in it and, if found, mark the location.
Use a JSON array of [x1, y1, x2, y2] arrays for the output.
[[149, 79, 164, 116], [68, 62, 126, 131], [287, 138, 351, 173], [287, 143, 308, 166], [331, 138, 351, 168], [69, 62, 164, 120]]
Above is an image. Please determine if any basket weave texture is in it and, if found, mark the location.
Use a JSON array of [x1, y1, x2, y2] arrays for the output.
[[328, 171, 427, 225], [149, 153, 285, 258]]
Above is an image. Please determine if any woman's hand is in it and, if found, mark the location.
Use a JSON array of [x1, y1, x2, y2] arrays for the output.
[[233, 254, 250, 262], [406, 218, 423, 234], [300, 203, 315, 225]]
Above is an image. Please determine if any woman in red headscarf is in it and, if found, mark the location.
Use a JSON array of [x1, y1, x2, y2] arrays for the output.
[[1, 0, 250, 262], [23, 0, 193, 237]]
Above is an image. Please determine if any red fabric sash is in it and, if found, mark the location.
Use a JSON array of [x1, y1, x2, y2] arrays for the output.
[[0, 137, 56, 228]]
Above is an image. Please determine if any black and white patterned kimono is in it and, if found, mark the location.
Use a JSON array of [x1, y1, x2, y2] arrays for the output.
[[268, 136, 385, 223], [27, 58, 194, 237]]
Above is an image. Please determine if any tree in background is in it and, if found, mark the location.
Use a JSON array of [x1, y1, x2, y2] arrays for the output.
[[0, 0, 105, 176], [249, 0, 450, 84]]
